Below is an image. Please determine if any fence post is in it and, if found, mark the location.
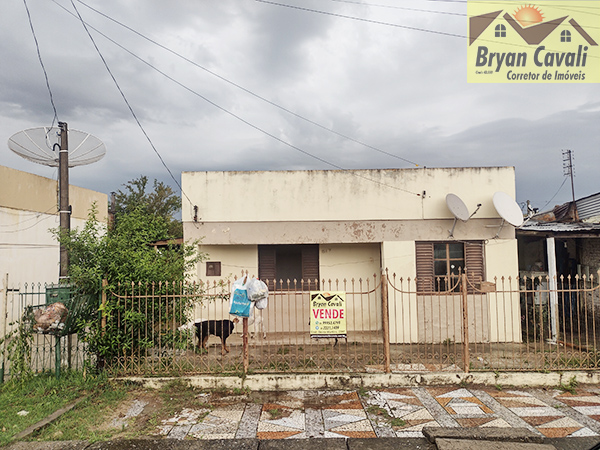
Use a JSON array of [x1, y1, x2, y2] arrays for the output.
[[461, 273, 470, 373], [1, 273, 8, 383], [242, 274, 249, 375], [243, 318, 249, 375], [101, 279, 107, 334], [381, 270, 391, 374]]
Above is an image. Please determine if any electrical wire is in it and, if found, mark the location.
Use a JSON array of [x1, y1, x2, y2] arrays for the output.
[[67, 0, 194, 207], [22, 0, 59, 128], [55, 1, 422, 197], [74, 0, 418, 167], [328, 0, 466, 17], [0, 205, 58, 228], [255, 0, 465, 39], [0, 214, 57, 234], [538, 177, 568, 213]]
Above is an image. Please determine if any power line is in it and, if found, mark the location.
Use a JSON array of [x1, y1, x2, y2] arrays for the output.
[[67, 0, 194, 207], [53, 1, 422, 197], [255, 0, 465, 39], [538, 177, 568, 213], [74, 0, 419, 167], [22, 0, 59, 128], [329, 0, 466, 17]]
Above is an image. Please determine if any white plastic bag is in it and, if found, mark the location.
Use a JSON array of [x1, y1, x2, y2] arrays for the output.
[[247, 277, 268, 303]]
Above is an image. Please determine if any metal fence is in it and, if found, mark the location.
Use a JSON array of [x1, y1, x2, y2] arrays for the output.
[[2, 271, 600, 379], [0, 281, 87, 380]]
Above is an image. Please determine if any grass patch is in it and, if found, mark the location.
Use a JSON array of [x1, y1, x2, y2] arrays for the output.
[[0, 370, 127, 446]]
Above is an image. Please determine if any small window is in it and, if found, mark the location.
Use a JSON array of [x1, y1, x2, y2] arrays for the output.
[[561, 30, 571, 42], [415, 241, 484, 293], [206, 261, 221, 277], [433, 243, 465, 291], [495, 24, 506, 38]]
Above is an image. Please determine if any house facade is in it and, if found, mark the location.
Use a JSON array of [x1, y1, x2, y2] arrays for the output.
[[0, 165, 108, 286], [182, 167, 521, 343]]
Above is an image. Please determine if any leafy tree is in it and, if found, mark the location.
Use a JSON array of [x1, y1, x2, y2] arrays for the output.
[[53, 203, 203, 367], [111, 176, 182, 238]]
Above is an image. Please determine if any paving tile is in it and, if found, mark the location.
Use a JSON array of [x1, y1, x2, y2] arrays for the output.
[[511, 406, 566, 417], [257, 431, 302, 439], [480, 418, 511, 428], [305, 407, 325, 438], [455, 417, 497, 427], [235, 403, 262, 439], [413, 387, 459, 428]]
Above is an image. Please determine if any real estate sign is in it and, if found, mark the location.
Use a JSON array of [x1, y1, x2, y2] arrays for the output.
[[467, 1, 600, 83], [310, 291, 346, 338]]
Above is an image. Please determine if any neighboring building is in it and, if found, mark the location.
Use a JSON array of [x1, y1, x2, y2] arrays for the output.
[[518, 192, 600, 280], [182, 167, 521, 343], [0, 165, 108, 286]]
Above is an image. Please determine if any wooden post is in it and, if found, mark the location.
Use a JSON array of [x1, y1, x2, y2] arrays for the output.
[[243, 318, 249, 374], [381, 270, 391, 373], [461, 273, 470, 373]]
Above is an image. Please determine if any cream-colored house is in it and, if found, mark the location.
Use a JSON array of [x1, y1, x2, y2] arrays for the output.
[[0, 165, 108, 286], [182, 168, 521, 343]]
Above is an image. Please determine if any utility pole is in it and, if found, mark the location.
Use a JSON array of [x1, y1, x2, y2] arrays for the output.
[[59, 122, 70, 282], [563, 149, 576, 205]]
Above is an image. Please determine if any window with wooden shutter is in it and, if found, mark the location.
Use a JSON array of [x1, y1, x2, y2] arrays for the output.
[[258, 244, 319, 290], [415, 242, 434, 292], [258, 246, 276, 289], [415, 241, 484, 293]]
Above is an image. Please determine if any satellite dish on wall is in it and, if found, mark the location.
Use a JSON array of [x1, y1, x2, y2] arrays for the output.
[[8, 126, 106, 167], [492, 191, 524, 238], [493, 191, 524, 227], [446, 193, 470, 221], [446, 193, 470, 238]]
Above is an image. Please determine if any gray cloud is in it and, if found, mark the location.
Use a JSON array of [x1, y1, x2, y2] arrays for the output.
[[1, 0, 599, 216]]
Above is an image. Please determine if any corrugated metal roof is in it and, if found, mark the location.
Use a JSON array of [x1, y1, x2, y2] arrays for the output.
[[519, 220, 600, 233], [576, 192, 600, 221]]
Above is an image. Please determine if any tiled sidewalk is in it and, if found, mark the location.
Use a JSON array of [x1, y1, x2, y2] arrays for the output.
[[156, 386, 600, 440]]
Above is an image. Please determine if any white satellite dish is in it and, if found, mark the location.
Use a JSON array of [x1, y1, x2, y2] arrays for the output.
[[8, 126, 105, 167], [8, 123, 105, 281], [446, 193, 470, 221], [446, 193, 471, 239], [493, 191, 524, 227], [492, 191, 524, 238]]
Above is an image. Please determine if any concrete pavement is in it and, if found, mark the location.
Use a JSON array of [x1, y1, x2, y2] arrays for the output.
[[7, 384, 600, 449]]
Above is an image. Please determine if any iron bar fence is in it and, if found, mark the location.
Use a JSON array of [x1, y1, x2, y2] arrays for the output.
[[1, 271, 600, 379]]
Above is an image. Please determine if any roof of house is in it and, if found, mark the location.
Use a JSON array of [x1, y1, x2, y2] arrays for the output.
[[518, 192, 600, 235]]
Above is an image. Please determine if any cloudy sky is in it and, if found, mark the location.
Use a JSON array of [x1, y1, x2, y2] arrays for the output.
[[1, 0, 599, 214]]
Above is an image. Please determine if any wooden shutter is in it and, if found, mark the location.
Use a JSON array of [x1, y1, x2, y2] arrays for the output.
[[258, 246, 276, 290], [415, 242, 434, 292], [301, 245, 320, 290], [465, 241, 484, 289]]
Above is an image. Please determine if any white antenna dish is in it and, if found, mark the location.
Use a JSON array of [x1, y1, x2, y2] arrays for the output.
[[446, 193, 470, 221], [493, 191, 524, 227], [446, 193, 471, 239], [8, 126, 105, 167]]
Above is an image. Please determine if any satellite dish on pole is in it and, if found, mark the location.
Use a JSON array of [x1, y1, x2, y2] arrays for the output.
[[8, 126, 106, 167], [492, 191, 523, 237], [446, 193, 470, 238], [8, 124, 106, 281]]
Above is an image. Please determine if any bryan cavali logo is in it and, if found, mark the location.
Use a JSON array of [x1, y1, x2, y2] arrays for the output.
[[467, 1, 600, 83]]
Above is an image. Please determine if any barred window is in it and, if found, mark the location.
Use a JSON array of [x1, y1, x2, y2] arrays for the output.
[[561, 30, 571, 42], [416, 241, 484, 293]]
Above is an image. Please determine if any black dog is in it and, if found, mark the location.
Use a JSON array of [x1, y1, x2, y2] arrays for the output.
[[195, 318, 239, 355]]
